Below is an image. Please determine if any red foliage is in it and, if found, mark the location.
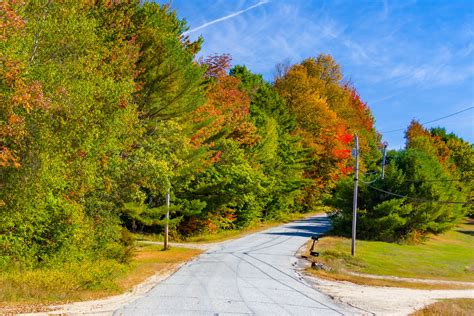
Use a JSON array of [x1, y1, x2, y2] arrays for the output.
[[346, 86, 375, 131], [339, 132, 353, 144], [210, 150, 222, 163]]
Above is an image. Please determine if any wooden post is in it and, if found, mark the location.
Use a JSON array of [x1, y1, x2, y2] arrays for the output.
[[352, 134, 359, 256], [164, 187, 170, 250]]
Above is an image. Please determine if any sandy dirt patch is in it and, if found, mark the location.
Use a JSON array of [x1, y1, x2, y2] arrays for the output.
[[304, 273, 474, 315]]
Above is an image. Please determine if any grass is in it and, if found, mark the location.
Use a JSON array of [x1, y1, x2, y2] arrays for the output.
[[410, 298, 474, 316], [0, 245, 202, 313], [306, 219, 474, 287], [115, 244, 202, 293]]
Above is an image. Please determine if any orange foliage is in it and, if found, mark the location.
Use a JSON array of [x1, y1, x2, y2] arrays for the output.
[[405, 120, 430, 142], [345, 86, 375, 131], [0, 1, 25, 41], [405, 120, 451, 165], [192, 55, 259, 162], [275, 61, 355, 182], [0, 147, 20, 168], [1, 1, 50, 168]]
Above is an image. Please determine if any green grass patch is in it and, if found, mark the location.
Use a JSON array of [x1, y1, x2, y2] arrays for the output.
[[310, 219, 474, 282]]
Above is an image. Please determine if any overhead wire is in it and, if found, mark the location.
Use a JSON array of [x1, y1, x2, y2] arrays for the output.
[[381, 106, 474, 134], [356, 117, 472, 205], [401, 178, 471, 183], [365, 184, 473, 205], [360, 176, 470, 184], [360, 177, 381, 185]]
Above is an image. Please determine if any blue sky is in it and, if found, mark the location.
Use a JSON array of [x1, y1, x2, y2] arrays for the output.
[[159, 0, 474, 148]]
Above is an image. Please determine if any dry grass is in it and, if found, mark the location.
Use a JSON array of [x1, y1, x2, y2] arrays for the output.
[[410, 298, 474, 316], [0, 245, 202, 314], [117, 245, 202, 292], [308, 269, 473, 290]]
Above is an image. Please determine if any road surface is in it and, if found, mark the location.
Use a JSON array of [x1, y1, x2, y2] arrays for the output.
[[114, 215, 355, 315]]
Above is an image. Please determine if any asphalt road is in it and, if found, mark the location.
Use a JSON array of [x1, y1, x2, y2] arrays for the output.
[[114, 215, 354, 316]]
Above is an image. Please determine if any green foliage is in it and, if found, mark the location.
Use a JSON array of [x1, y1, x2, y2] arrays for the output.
[[331, 147, 469, 241], [0, 1, 204, 268], [231, 65, 309, 219], [181, 139, 268, 230]]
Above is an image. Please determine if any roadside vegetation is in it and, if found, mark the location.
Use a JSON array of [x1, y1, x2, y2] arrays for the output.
[[330, 123, 473, 243], [306, 219, 474, 288], [0, 244, 201, 313]]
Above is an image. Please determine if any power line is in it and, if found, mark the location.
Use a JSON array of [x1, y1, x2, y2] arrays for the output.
[[402, 178, 471, 183], [360, 174, 469, 184], [360, 178, 380, 185], [381, 106, 474, 134], [365, 184, 473, 205]]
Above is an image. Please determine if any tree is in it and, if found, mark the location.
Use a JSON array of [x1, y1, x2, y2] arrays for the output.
[[330, 128, 470, 242], [274, 55, 379, 210]]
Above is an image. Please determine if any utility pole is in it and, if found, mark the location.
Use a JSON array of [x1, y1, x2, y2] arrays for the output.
[[351, 134, 359, 256], [164, 187, 170, 250], [381, 142, 388, 180]]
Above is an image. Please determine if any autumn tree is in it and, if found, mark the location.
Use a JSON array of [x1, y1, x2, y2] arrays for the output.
[[176, 55, 264, 232], [231, 65, 310, 219], [274, 55, 379, 210]]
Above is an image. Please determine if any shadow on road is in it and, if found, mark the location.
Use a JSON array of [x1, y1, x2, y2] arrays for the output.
[[264, 216, 332, 238], [456, 230, 474, 236]]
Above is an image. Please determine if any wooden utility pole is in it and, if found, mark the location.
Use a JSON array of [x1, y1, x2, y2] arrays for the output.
[[351, 134, 359, 256], [381, 142, 388, 179], [164, 187, 170, 250]]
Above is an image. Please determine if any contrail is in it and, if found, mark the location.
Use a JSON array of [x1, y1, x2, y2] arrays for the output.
[[183, 1, 269, 35]]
